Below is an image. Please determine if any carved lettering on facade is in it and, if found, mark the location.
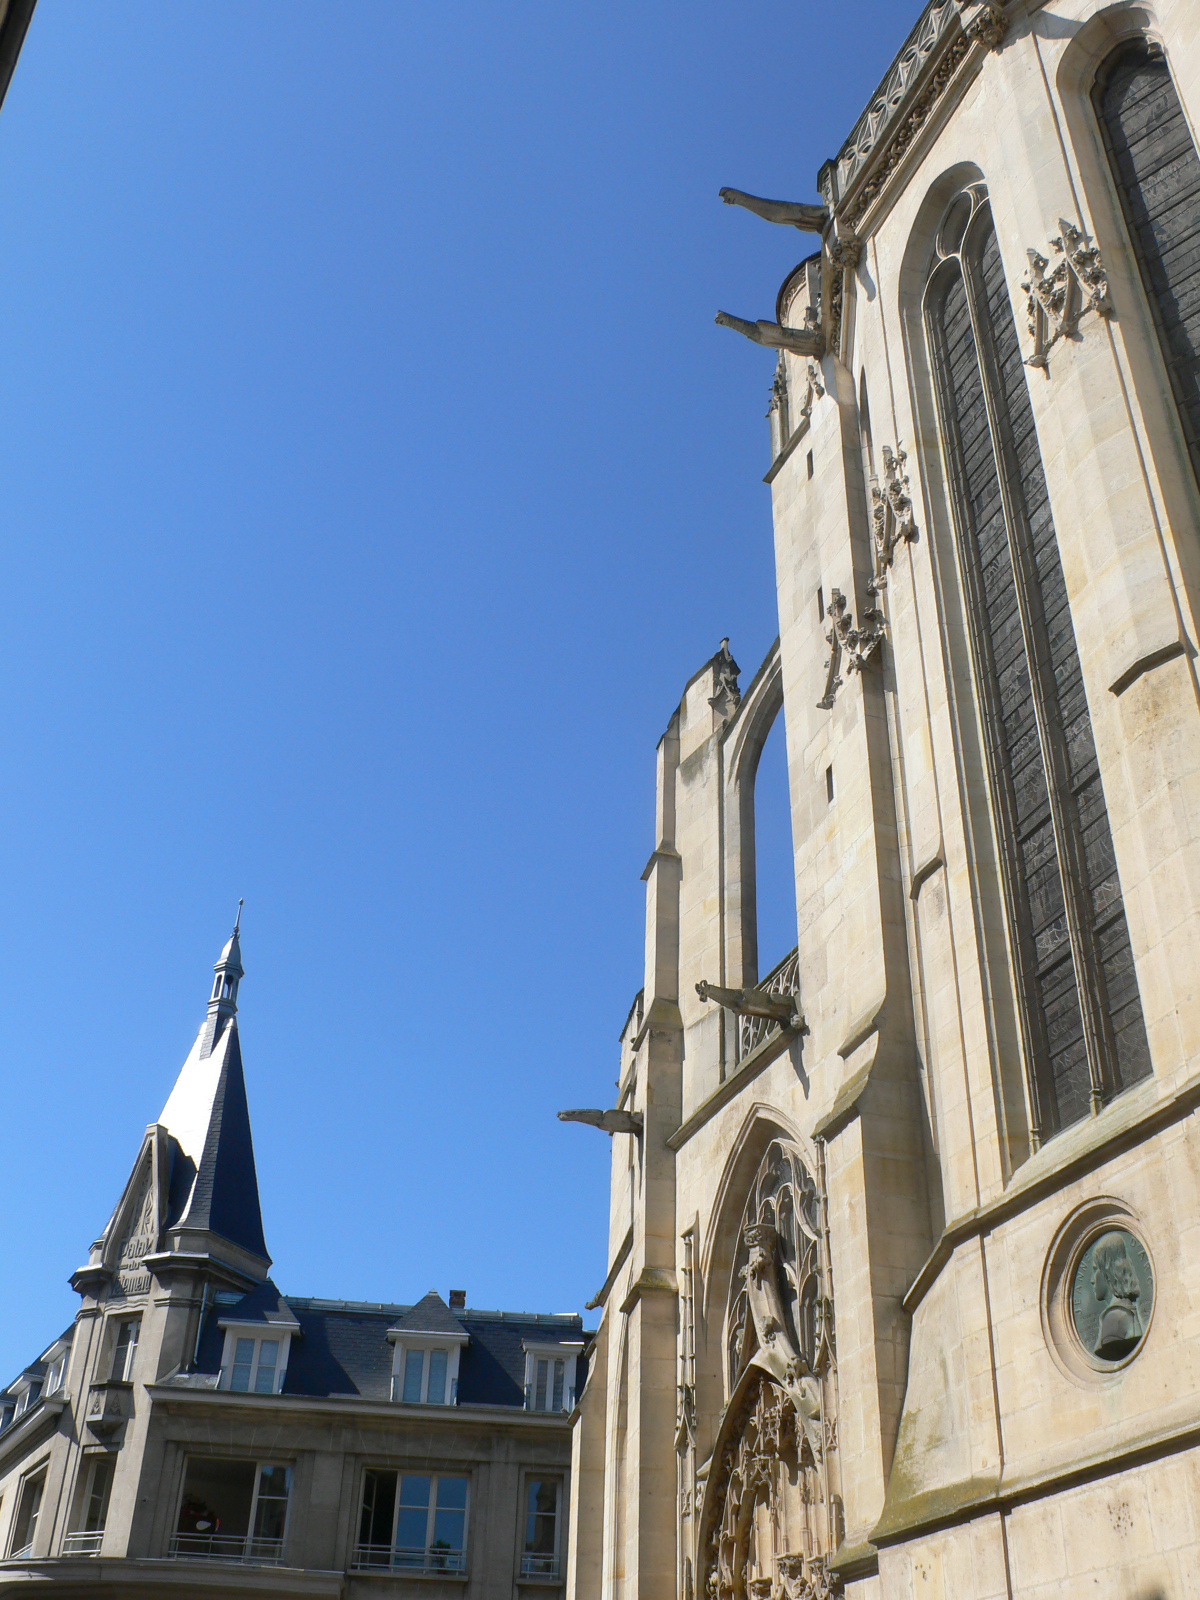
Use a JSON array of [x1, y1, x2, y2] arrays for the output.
[[116, 1170, 157, 1297]]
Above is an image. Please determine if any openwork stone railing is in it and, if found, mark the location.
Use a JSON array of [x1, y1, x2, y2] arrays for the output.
[[739, 947, 800, 1061]]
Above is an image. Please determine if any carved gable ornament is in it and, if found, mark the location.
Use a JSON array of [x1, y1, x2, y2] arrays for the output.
[[1021, 218, 1112, 369], [699, 1140, 842, 1600]]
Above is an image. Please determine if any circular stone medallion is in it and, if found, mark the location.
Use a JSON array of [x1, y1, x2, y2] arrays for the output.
[[1070, 1228, 1154, 1363]]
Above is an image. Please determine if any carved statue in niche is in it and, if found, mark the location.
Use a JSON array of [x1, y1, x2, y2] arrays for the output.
[[701, 1140, 841, 1600]]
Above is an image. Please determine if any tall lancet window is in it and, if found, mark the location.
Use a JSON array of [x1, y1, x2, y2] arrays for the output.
[[924, 183, 1150, 1142], [1095, 42, 1200, 490]]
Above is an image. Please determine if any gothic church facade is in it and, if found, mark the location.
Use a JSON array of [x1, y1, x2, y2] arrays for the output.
[[565, 3, 1200, 1598]]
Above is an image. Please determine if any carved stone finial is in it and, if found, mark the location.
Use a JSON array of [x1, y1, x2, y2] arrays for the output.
[[708, 639, 742, 720], [1020, 217, 1111, 369]]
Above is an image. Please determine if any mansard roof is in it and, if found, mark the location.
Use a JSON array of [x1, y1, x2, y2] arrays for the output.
[[186, 1290, 588, 1408]]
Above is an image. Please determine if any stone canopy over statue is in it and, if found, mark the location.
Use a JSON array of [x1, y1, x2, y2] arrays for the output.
[[698, 1140, 842, 1600]]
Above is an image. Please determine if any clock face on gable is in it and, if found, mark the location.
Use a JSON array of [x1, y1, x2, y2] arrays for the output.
[[1070, 1228, 1154, 1365]]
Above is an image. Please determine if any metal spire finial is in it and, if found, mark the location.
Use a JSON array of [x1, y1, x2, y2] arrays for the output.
[[233, 899, 243, 936]]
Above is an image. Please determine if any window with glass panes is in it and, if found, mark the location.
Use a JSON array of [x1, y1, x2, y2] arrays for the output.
[[64, 1456, 115, 1554], [397, 1347, 451, 1404], [226, 1336, 283, 1393], [8, 1471, 45, 1559], [522, 1479, 561, 1577], [110, 1318, 140, 1383], [173, 1458, 291, 1562], [531, 1357, 564, 1411], [355, 1471, 468, 1572]]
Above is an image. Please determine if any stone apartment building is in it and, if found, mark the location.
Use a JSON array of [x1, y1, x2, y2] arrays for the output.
[[0, 925, 586, 1598], [563, 2, 1200, 1599]]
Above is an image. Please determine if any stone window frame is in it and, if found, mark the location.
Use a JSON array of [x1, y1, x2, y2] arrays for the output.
[[517, 1469, 565, 1580], [105, 1314, 141, 1385], [6, 1461, 47, 1559]]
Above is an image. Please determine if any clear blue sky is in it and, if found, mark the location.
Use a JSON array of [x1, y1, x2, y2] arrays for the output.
[[0, 1, 913, 1378]]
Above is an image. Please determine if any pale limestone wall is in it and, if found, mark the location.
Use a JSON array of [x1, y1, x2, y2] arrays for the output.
[[570, 1, 1200, 1596]]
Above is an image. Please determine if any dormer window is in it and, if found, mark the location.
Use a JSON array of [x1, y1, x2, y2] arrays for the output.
[[522, 1342, 583, 1413], [385, 1294, 469, 1407], [219, 1329, 291, 1394], [41, 1337, 72, 1398], [13, 1381, 41, 1419], [388, 1335, 467, 1406]]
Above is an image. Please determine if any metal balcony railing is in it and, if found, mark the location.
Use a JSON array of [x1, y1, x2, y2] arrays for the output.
[[168, 1533, 284, 1564], [389, 1376, 458, 1404], [521, 1552, 560, 1578], [523, 1387, 575, 1413], [352, 1543, 466, 1573], [62, 1531, 104, 1556], [738, 946, 800, 1061]]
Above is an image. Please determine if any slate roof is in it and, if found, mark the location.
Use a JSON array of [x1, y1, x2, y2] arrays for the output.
[[159, 1015, 269, 1264], [188, 1286, 589, 1408], [0, 1325, 75, 1434], [389, 1291, 468, 1337]]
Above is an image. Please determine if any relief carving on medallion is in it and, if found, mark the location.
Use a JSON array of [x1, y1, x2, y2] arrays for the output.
[[700, 1140, 841, 1600]]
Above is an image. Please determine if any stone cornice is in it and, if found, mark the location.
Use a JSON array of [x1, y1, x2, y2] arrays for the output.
[[817, 1, 1008, 233], [0, 1555, 345, 1595], [145, 1385, 572, 1434], [0, 1397, 66, 1471]]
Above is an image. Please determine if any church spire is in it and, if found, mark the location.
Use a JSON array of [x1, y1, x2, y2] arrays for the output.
[[208, 899, 244, 1020]]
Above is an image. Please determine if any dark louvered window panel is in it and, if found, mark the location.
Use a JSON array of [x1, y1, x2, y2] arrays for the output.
[[1097, 44, 1200, 487], [928, 198, 1150, 1139], [978, 225, 1151, 1105]]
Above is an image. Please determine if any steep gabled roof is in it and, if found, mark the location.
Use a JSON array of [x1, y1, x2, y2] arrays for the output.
[[388, 1291, 467, 1338]]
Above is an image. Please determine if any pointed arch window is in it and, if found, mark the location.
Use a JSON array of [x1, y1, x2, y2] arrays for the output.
[[924, 183, 1150, 1143], [1094, 41, 1200, 490]]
